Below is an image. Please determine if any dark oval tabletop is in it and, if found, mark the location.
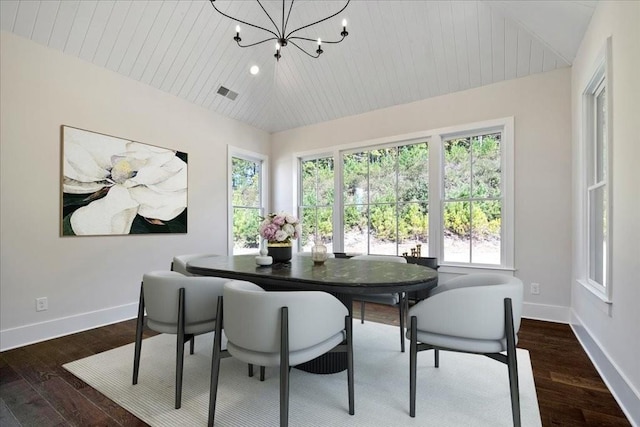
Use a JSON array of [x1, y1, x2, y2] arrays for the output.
[[186, 254, 438, 295]]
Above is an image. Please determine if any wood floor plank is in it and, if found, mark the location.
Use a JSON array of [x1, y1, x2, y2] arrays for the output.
[[35, 375, 116, 426], [550, 371, 611, 392], [0, 378, 67, 426], [0, 397, 22, 427], [583, 408, 633, 426]]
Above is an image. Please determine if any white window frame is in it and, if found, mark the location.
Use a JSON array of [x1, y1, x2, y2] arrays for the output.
[[294, 117, 514, 273], [227, 146, 269, 255], [437, 120, 514, 271], [578, 37, 613, 302]]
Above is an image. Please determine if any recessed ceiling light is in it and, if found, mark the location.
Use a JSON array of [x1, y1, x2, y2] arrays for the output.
[[250, 65, 259, 75]]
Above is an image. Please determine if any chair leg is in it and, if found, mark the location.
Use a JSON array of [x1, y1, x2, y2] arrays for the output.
[[409, 316, 417, 417], [399, 292, 405, 353], [360, 301, 365, 324], [505, 298, 521, 427], [280, 307, 290, 427], [132, 282, 145, 385], [190, 336, 195, 355], [175, 288, 186, 409], [434, 349, 439, 368], [248, 364, 254, 377], [208, 296, 224, 427], [346, 315, 355, 415], [260, 366, 265, 381]]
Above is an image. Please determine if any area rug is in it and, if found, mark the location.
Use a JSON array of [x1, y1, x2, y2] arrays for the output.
[[64, 322, 541, 426]]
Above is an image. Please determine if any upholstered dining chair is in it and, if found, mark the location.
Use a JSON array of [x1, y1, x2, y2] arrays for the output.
[[350, 254, 409, 352], [171, 253, 218, 276], [407, 273, 524, 426], [208, 280, 354, 427], [133, 271, 227, 409]]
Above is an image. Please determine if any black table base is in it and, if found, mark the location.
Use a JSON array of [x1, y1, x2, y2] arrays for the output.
[[296, 352, 348, 374]]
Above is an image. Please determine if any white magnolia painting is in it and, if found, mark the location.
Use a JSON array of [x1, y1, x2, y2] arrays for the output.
[[61, 126, 187, 236]]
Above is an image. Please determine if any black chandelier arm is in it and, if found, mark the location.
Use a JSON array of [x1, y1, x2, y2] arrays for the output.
[[285, 0, 350, 39], [289, 35, 346, 45], [289, 40, 321, 58], [283, 0, 294, 36], [256, 0, 282, 38], [237, 37, 278, 48], [209, 0, 280, 39]]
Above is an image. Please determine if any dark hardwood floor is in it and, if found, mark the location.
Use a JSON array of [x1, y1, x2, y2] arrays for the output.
[[0, 303, 631, 426]]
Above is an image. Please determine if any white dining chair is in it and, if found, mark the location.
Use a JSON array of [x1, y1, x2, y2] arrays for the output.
[[408, 273, 524, 426], [133, 271, 227, 409], [208, 280, 354, 427], [171, 253, 218, 276]]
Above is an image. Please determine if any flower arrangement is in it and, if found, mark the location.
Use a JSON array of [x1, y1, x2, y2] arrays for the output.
[[259, 212, 301, 243]]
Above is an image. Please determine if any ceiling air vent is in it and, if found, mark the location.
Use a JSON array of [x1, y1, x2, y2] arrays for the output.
[[216, 85, 238, 101]]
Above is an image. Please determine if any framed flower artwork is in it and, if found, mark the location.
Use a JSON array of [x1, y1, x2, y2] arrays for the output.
[[61, 126, 188, 236]]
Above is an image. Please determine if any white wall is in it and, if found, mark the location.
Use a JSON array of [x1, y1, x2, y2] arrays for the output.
[[0, 32, 270, 350], [271, 68, 573, 322], [570, 1, 640, 423]]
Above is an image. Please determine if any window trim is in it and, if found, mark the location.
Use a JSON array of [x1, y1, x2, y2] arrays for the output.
[[227, 145, 269, 255], [578, 37, 613, 303], [294, 117, 514, 271]]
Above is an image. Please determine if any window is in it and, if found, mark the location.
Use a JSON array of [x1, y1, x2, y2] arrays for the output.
[[442, 132, 502, 265], [299, 157, 334, 252], [342, 143, 429, 256], [296, 118, 513, 270], [581, 37, 612, 300], [229, 148, 267, 254]]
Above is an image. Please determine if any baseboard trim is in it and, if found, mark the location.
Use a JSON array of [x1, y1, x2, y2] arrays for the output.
[[522, 302, 570, 323], [571, 312, 640, 427], [0, 303, 138, 352]]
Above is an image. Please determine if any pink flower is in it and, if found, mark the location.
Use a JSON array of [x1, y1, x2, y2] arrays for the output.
[[258, 212, 300, 242]]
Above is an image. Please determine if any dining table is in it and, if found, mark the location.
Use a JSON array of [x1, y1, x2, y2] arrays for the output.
[[186, 254, 438, 373]]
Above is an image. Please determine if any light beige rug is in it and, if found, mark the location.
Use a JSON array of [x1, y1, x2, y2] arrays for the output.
[[64, 321, 541, 426]]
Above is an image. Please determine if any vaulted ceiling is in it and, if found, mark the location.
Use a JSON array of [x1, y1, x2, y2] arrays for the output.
[[0, 0, 597, 133]]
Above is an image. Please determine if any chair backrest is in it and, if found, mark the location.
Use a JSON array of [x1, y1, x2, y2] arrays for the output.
[[350, 254, 407, 263], [142, 271, 226, 332], [411, 273, 524, 340], [172, 253, 218, 276], [223, 280, 348, 353]]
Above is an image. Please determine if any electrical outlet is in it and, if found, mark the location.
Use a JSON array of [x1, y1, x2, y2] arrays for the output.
[[36, 297, 48, 311], [530, 283, 540, 295]]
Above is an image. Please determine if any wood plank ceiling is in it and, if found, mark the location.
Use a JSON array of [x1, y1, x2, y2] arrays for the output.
[[0, 0, 597, 133]]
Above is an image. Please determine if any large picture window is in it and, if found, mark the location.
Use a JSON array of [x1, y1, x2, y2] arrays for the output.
[[229, 149, 267, 254], [296, 118, 513, 270]]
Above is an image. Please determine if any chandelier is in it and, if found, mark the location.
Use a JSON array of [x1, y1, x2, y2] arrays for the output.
[[210, 0, 350, 61]]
